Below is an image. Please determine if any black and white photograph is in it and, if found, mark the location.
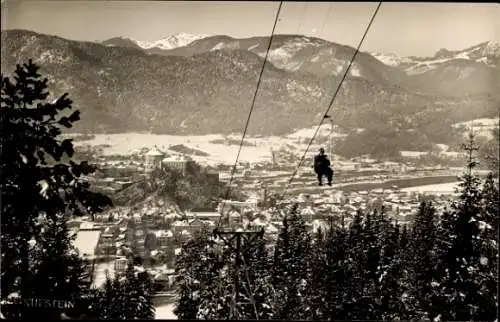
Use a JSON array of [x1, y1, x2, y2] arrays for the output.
[[1, 1, 498, 320]]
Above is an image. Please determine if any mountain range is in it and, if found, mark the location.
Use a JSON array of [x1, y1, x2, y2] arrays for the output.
[[1, 29, 499, 139], [102, 33, 500, 96], [102, 32, 208, 51]]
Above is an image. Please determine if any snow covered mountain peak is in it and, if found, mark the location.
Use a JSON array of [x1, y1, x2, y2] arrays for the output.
[[134, 33, 208, 50], [371, 40, 500, 74], [483, 40, 499, 56], [369, 52, 413, 67]]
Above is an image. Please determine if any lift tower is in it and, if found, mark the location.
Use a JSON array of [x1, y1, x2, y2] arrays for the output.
[[213, 227, 265, 320]]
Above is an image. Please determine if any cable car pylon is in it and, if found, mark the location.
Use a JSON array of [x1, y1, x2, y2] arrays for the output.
[[213, 227, 265, 320]]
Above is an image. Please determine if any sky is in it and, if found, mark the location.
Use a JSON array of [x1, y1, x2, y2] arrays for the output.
[[1, 1, 499, 57]]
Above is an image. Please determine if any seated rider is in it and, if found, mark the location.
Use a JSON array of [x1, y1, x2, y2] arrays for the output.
[[313, 148, 333, 186]]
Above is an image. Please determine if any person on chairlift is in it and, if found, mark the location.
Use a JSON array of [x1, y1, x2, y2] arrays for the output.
[[313, 148, 333, 186]]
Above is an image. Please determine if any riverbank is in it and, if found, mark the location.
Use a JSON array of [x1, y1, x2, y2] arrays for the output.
[[335, 174, 483, 193]]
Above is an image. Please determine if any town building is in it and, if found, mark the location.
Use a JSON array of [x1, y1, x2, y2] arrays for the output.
[[114, 256, 129, 273], [144, 146, 166, 173], [162, 155, 191, 175], [218, 198, 259, 213]]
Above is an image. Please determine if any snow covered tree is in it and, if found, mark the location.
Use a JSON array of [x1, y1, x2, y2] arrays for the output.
[[375, 221, 406, 320], [233, 232, 274, 320], [480, 173, 499, 245], [26, 213, 89, 319], [342, 210, 367, 319], [406, 200, 440, 319], [174, 234, 206, 320], [1, 60, 112, 318], [474, 173, 499, 320], [121, 264, 155, 319], [322, 224, 350, 320], [87, 264, 155, 319], [305, 227, 329, 320], [433, 132, 496, 321], [86, 273, 120, 319], [174, 230, 227, 319], [355, 211, 383, 320], [271, 204, 313, 320]]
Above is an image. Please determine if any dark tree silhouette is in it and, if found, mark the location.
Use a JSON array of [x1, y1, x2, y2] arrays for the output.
[[433, 132, 497, 321], [1, 60, 113, 318], [271, 204, 313, 320], [407, 200, 439, 319], [87, 265, 155, 319]]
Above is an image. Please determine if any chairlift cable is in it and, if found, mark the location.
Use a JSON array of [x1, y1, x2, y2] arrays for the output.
[[281, 2, 383, 198], [216, 1, 284, 228]]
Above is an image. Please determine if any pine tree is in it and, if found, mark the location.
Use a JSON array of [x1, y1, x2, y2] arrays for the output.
[[344, 210, 367, 320], [174, 230, 226, 319], [358, 210, 383, 320], [238, 233, 274, 320], [480, 173, 499, 244], [398, 223, 420, 318], [407, 200, 440, 319], [305, 227, 328, 320], [86, 273, 116, 319], [174, 234, 205, 320], [27, 213, 89, 319], [323, 223, 350, 321], [109, 273, 127, 319], [245, 231, 273, 320], [270, 204, 313, 320], [197, 239, 233, 320], [376, 221, 405, 320], [1, 60, 112, 318], [120, 264, 155, 319], [475, 173, 499, 320], [433, 132, 494, 321], [138, 269, 156, 320], [87, 264, 155, 319]]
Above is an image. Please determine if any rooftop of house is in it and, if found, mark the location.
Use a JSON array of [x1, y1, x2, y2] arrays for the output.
[[162, 154, 190, 162], [145, 145, 165, 157]]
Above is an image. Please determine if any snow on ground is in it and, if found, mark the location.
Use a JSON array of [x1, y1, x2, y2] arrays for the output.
[[71, 130, 350, 165], [248, 43, 259, 51], [370, 52, 414, 67], [286, 125, 345, 139], [350, 64, 362, 77], [452, 117, 499, 139], [73, 133, 287, 165], [73, 230, 101, 258], [453, 118, 499, 128], [155, 303, 177, 319], [402, 182, 460, 194], [400, 151, 428, 158], [435, 144, 449, 152], [134, 33, 206, 50]]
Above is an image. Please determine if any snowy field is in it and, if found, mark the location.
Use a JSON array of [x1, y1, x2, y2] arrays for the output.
[[155, 303, 176, 319], [71, 133, 284, 165], [402, 182, 460, 194], [68, 129, 346, 165], [452, 117, 499, 140], [453, 117, 499, 128], [67, 123, 352, 166]]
